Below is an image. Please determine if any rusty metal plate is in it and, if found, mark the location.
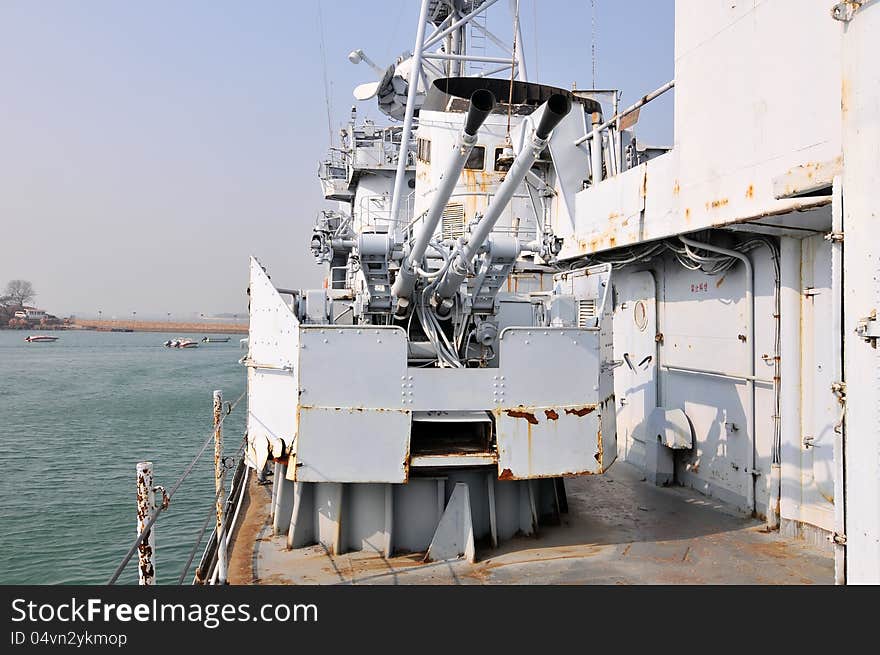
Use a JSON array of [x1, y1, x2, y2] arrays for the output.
[[495, 403, 603, 479], [295, 407, 411, 483]]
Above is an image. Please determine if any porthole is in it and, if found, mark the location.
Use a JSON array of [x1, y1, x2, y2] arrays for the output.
[[633, 299, 648, 331]]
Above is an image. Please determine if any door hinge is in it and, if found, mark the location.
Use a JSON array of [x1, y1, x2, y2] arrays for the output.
[[831, 1, 864, 21], [831, 532, 847, 546], [856, 310, 880, 346]]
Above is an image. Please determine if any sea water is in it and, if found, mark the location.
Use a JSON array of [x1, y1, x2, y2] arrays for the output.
[[0, 329, 246, 584]]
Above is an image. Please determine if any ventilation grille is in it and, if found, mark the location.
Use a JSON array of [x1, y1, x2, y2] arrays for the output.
[[441, 203, 466, 241], [577, 299, 597, 328]]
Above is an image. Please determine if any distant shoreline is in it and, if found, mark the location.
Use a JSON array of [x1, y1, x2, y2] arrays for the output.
[[72, 319, 248, 334]]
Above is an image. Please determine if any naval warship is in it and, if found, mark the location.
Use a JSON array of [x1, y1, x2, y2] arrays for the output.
[[189, 0, 880, 585]]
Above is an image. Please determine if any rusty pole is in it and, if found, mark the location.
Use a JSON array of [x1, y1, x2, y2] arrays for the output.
[[136, 461, 156, 585], [213, 390, 228, 584]]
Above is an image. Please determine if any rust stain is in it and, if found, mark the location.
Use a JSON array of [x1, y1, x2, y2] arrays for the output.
[[499, 468, 514, 480], [564, 405, 596, 417], [684, 207, 691, 221], [673, 180, 680, 195], [705, 198, 729, 210], [841, 77, 849, 115], [544, 409, 559, 421], [527, 421, 532, 472], [715, 274, 726, 288], [746, 184, 754, 199], [506, 408, 539, 425]]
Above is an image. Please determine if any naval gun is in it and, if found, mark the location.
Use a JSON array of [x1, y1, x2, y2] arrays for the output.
[[392, 88, 496, 318], [245, 74, 617, 563], [431, 93, 572, 316]]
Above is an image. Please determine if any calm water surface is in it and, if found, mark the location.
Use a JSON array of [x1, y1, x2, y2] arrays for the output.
[[0, 329, 246, 584]]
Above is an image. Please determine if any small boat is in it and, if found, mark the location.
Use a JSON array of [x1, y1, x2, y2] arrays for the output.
[[25, 335, 58, 343], [164, 338, 199, 348], [201, 336, 230, 343]]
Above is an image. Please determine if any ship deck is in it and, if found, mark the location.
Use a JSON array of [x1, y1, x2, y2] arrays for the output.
[[226, 462, 832, 585]]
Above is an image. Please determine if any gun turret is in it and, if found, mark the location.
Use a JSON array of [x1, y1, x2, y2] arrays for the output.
[[392, 89, 496, 317], [432, 93, 572, 312]]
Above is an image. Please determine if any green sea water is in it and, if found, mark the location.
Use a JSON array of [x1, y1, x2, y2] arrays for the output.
[[0, 329, 246, 585]]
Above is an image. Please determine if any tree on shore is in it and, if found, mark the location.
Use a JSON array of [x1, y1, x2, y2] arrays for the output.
[[4, 280, 35, 307]]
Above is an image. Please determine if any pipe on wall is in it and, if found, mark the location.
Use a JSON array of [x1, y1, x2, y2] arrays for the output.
[[679, 235, 756, 515], [775, 237, 802, 531]]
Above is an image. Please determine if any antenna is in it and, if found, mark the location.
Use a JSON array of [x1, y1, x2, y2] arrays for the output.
[[317, 0, 333, 146], [591, 0, 598, 88], [506, 0, 521, 137], [532, 0, 539, 84]]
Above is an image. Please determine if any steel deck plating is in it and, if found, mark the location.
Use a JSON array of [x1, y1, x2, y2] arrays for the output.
[[226, 462, 831, 585]]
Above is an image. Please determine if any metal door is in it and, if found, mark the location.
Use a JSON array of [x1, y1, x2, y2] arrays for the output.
[[612, 271, 657, 466], [800, 235, 836, 531]]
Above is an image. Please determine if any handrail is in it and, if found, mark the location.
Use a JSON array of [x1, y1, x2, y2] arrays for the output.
[[106, 389, 247, 585], [574, 80, 675, 146]]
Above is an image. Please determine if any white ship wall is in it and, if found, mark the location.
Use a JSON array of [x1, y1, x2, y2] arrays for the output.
[[558, 0, 841, 259], [611, 235, 837, 537], [840, 0, 880, 584], [351, 172, 397, 233]]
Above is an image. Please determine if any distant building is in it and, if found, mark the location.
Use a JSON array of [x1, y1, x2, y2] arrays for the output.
[[13, 307, 47, 320]]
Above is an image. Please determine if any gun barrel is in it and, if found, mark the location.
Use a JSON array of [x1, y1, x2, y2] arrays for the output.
[[391, 89, 496, 314], [433, 93, 572, 306], [535, 93, 571, 139], [463, 88, 495, 136]]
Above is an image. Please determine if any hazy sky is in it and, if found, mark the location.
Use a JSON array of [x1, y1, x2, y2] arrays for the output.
[[0, 1, 673, 317]]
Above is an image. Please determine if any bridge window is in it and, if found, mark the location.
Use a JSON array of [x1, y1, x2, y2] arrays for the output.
[[464, 145, 485, 170], [417, 138, 431, 163]]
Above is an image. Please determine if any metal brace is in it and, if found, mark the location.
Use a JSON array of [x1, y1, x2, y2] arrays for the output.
[[831, 532, 847, 546], [856, 310, 879, 346], [824, 231, 844, 243], [831, 381, 847, 434], [242, 358, 294, 372], [153, 485, 170, 510], [831, 1, 864, 21]]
